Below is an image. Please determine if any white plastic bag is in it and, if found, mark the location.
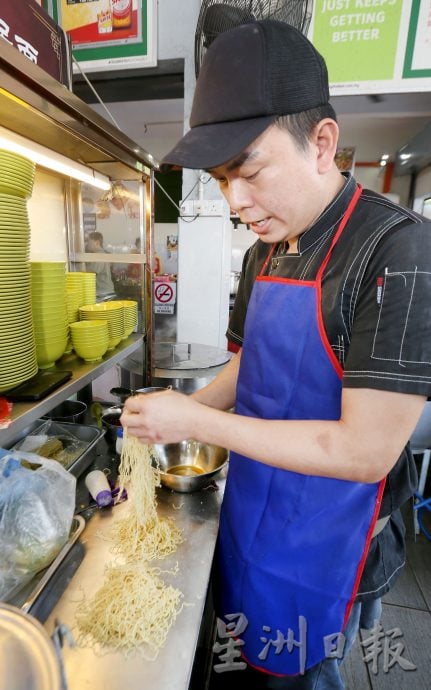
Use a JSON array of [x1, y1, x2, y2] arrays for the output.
[[0, 451, 76, 601]]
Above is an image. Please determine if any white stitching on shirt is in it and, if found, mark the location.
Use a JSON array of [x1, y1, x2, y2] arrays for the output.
[[398, 266, 417, 365], [331, 335, 346, 367], [371, 266, 431, 364], [344, 215, 400, 334], [344, 371, 431, 383], [300, 228, 333, 278], [344, 369, 431, 378], [359, 560, 405, 596]]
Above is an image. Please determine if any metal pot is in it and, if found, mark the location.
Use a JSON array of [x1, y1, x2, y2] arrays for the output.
[[119, 342, 232, 395], [42, 400, 87, 423], [152, 342, 232, 394], [101, 406, 123, 446], [110, 386, 169, 403], [0, 603, 62, 690]]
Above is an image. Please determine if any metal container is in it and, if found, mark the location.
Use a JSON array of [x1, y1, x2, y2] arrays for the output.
[[42, 400, 87, 423], [0, 603, 61, 690], [120, 342, 232, 394], [101, 406, 123, 446], [110, 386, 168, 403], [10, 420, 104, 478], [152, 440, 228, 493]]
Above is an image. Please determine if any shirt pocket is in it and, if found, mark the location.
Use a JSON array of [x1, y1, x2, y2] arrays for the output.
[[372, 268, 431, 365]]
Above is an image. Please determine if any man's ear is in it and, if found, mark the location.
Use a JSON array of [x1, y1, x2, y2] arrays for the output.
[[313, 119, 339, 174]]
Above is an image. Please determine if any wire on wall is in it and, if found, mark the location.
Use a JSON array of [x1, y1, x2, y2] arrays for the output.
[[72, 56, 208, 216]]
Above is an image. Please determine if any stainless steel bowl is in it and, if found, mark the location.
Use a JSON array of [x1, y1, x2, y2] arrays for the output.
[[101, 406, 123, 446], [152, 440, 228, 493]]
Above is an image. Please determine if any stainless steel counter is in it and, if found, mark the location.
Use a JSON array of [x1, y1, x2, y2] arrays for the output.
[[44, 471, 226, 690]]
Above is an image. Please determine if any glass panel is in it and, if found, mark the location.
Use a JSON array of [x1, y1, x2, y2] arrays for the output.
[[67, 179, 146, 311]]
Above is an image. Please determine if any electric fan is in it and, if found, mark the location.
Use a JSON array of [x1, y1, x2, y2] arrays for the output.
[[194, 0, 313, 78]]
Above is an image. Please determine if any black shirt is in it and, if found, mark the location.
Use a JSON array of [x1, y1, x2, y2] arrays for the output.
[[227, 173, 431, 599]]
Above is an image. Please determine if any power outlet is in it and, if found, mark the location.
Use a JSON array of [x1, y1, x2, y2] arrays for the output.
[[180, 200, 195, 216], [204, 200, 224, 215], [180, 199, 224, 216]]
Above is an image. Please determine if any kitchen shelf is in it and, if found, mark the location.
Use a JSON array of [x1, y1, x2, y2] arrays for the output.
[[0, 334, 143, 448]]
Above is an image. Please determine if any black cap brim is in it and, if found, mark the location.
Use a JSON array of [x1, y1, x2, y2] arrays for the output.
[[160, 114, 276, 172]]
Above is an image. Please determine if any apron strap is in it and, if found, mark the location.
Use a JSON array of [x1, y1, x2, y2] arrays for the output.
[[259, 184, 363, 281], [316, 184, 362, 282]]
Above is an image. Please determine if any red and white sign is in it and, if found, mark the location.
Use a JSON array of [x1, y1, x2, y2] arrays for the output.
[[154, 280, 176, 314]]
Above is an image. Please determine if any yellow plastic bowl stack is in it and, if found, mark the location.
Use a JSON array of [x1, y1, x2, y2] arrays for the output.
[[115, 300, 138, 338], [30, 262, 68, 369], [66, 271, 97, 307], [70, 320, 109, 362], [0, 150, 35, 198], [79, 302, 124, 350], [0, 151, 38, 392], [65, 288, 81, 324]]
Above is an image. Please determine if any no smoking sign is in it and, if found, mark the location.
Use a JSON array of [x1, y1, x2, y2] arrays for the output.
[[154, 280, 176, 313]]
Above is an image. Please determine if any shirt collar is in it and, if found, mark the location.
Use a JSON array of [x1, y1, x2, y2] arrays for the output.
[[296, 173, 357, 253]]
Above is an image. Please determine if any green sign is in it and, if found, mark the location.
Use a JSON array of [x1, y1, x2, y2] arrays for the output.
[[403, 0, 431, 77], [312, 0, 403, 83]]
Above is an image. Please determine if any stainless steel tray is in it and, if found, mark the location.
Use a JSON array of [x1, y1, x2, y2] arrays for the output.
[[9, 515, 85, 614], [8, 420, 105, 477]]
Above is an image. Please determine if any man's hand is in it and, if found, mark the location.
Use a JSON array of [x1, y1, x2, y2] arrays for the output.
[[120, 389, 201, 444]]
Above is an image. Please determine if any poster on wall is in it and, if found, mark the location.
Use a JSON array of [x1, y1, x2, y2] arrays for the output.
[[44, 0, 156, 72], [309, 0, 431, 95]]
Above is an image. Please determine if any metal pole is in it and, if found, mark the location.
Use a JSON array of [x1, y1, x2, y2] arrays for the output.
[[143, 172, 155, 385]]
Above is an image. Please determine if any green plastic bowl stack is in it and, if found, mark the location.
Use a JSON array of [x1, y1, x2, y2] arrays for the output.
[[30, 261, 68, 369], [0, 150, 37, 392]]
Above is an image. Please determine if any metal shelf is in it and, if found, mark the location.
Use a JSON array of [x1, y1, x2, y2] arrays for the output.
[[0, 335, 143, 448], [0, 39, 154, 180]]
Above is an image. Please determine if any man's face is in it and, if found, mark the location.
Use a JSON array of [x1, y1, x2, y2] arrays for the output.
[[208, 124, 325, 245], [87, 238, 100, 252]]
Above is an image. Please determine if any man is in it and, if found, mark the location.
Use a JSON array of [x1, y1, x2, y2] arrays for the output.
[[120, 20, 430, 688], [86, 230, 115, 300]]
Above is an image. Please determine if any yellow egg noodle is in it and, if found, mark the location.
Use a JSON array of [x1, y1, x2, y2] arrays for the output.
[[112, 434, 183, 561], [76, 561, 183, 659], [76, 432, 184, 657]]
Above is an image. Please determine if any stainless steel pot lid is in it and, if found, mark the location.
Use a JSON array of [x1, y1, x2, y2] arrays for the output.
[[0, 603, 60, 690], [154, 342, 231, 370]]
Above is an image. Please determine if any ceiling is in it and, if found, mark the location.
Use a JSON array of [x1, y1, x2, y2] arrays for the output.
[[86, 82, 431, 173], [333, 92, 431, 172]]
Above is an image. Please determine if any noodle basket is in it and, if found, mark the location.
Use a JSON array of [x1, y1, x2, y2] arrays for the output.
[[152, 440, 228, 493]]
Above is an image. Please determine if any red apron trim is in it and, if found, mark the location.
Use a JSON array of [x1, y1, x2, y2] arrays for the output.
[[342, 476, 387, 628], [316, 185, 362, 282], [314, 184, 362, 379], [257, 276, 316, 287], [316, 279, 343, 379]]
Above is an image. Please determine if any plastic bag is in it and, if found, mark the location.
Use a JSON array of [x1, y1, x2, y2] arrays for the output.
[[0, 451, 76, 601]]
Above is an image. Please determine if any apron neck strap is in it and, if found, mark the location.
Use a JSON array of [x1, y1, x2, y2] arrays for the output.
[[316, 184, 362, 281], [259, 184, 363, 280]]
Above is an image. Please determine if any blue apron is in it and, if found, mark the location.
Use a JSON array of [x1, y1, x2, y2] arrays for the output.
[[216, 185, 385, 676]]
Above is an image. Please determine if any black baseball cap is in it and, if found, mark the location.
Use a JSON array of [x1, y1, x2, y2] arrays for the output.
[[160, 20, 330, 172]]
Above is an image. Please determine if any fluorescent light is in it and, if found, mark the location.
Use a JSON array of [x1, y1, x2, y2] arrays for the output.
[[0, 126, 111, 190]]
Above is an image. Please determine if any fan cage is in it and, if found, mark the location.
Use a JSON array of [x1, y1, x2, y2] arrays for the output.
[[195, 0, 313, 78]]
